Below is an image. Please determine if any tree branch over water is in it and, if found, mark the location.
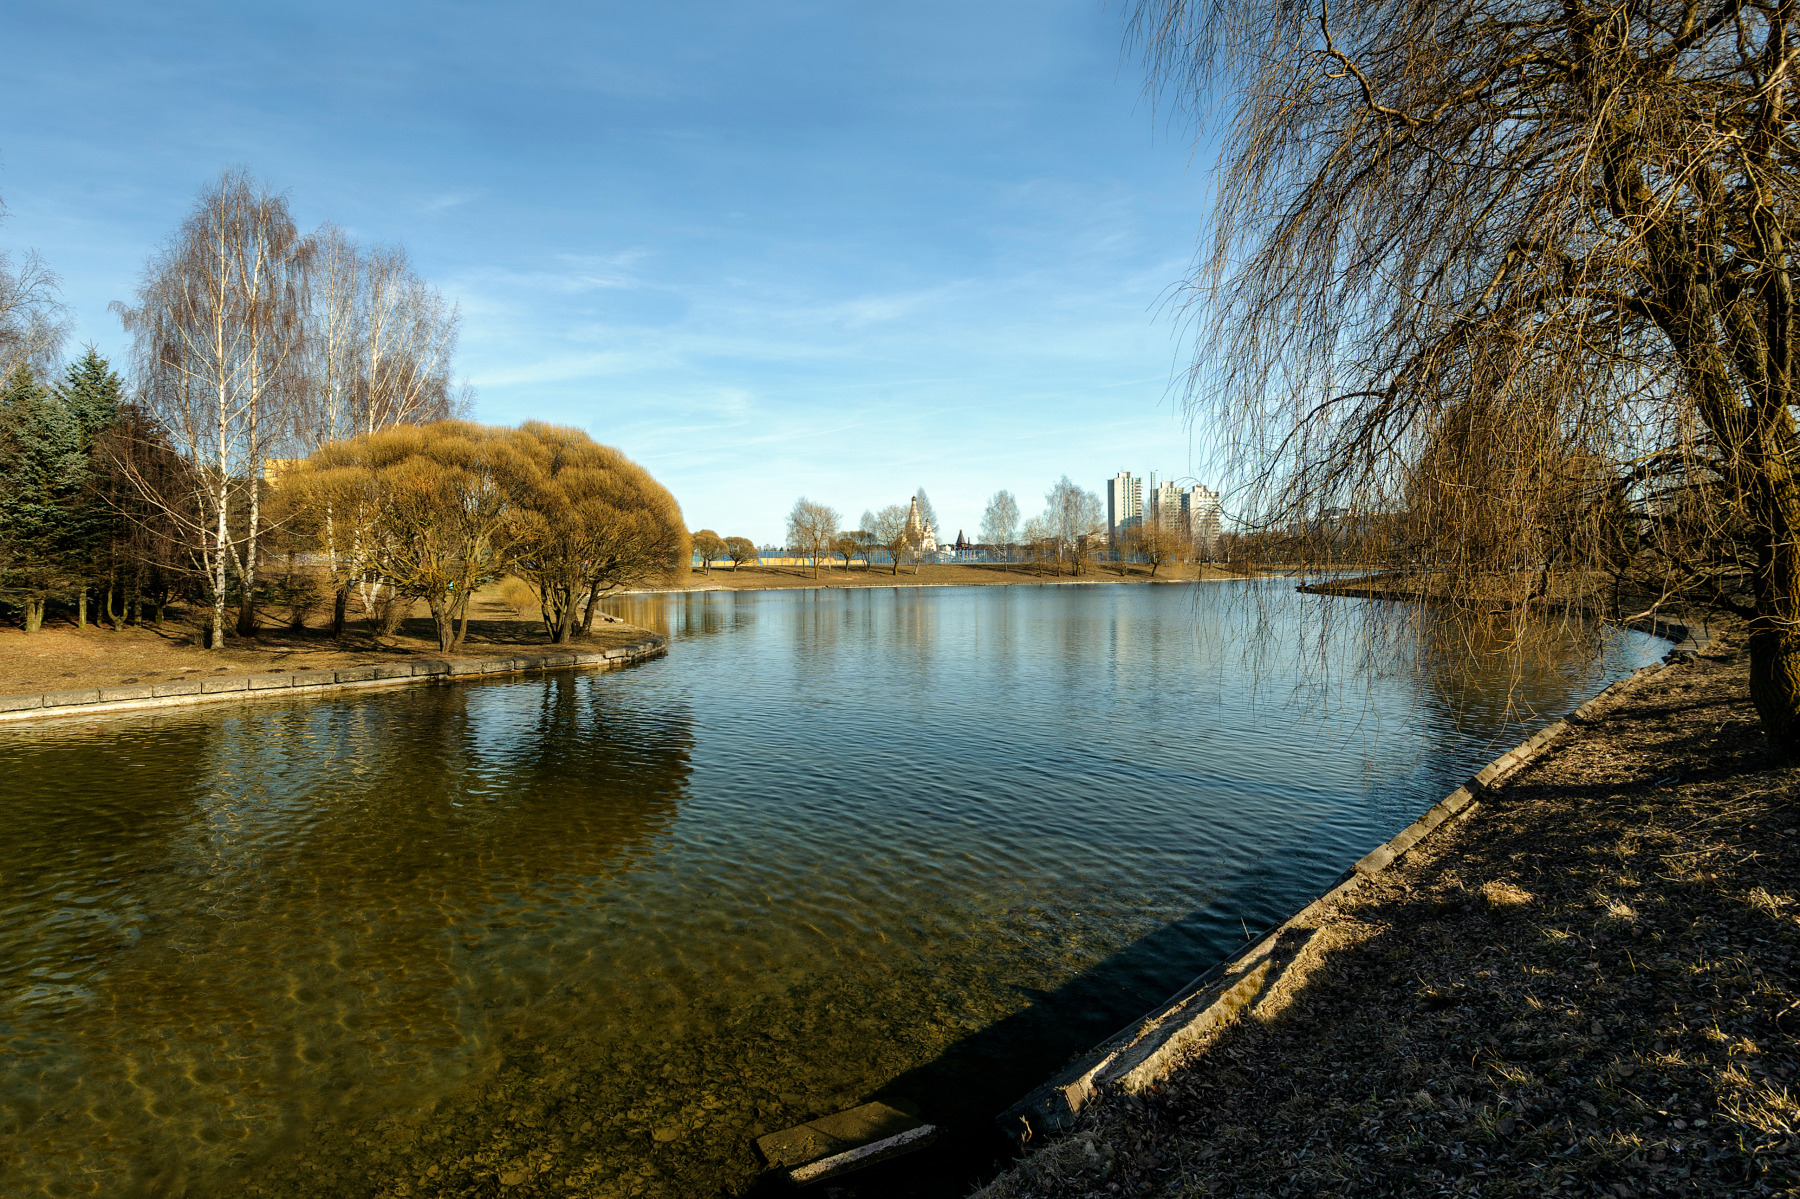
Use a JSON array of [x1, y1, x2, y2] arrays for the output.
[[1132, 0, 1800, 750]]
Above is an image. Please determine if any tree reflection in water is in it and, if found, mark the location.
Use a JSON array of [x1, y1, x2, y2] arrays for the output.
[[0, 679, 692, 1195]]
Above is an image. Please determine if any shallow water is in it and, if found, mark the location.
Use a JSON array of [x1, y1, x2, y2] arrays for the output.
[[0, 582, 1660, 1197]]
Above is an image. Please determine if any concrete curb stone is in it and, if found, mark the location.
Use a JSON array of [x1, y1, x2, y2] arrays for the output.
[[998, 619, 1714, 1143], [0, 636, 667, 724], [98, 684, 156, 702]]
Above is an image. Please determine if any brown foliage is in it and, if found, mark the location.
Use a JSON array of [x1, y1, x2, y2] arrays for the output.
[[283, 421, 687, 650], [692, 529, 726, 574], [505, 422, 688, 642], [1136, 0, 1800, 749]]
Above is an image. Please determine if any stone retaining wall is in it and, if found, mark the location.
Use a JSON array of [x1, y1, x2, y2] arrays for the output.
[[0, 637, 667, 724], [999, 618, 1714, 1143]]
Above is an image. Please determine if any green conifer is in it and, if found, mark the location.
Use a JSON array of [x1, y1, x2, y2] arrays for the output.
[[0, 352, 129, 630]]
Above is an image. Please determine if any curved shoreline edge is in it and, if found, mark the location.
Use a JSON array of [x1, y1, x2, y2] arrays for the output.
[[0, 636, 668, 725], [996, 615, 1712, 1145]]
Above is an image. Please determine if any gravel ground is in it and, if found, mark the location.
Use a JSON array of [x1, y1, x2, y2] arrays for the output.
[[974, 638, 1800, 1198]]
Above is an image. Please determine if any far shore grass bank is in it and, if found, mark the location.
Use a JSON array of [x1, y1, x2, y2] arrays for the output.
[[973, 637, 1798, 1198]]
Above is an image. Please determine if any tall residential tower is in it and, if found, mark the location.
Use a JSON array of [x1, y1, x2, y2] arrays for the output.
[[1107, 471, 1142, 544]]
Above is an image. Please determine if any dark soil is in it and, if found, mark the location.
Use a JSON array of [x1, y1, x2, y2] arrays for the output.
[[975, 639, 1800, 1198]]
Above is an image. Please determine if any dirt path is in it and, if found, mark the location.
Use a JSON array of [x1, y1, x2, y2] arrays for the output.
[[975, 639, 1799, 1197]]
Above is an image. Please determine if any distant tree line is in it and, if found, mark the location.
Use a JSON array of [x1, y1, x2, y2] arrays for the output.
[[765, 479, 1121, 579]]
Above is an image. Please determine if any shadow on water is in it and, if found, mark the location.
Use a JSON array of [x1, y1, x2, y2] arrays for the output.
[[745, 864, 1328, 1198]]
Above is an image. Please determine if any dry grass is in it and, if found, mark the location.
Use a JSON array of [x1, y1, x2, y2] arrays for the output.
[[973, 641, 1800, 1198], [0, 582, 652, 697]]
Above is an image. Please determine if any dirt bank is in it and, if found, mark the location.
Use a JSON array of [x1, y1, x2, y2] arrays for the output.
[[975, 638, 1799, 1197]]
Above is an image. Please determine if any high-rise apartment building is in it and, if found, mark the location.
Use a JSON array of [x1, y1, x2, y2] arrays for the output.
[[1149, 479, 1184, 530], [1184, 484, 1222, 555], [1107, 472, 1142, 544]]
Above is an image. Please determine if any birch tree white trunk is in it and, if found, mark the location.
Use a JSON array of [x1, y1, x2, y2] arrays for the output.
[[112, 171, 309, 649]]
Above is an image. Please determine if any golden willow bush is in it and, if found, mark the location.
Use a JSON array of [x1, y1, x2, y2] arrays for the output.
[[277, 421, 688, 651]]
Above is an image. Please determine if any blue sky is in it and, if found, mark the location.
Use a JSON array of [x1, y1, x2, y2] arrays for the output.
[[1, 0, 1219, 544]]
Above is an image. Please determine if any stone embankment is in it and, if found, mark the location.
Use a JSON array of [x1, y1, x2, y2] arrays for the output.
[[979, 620, 1800, 1197], [0, 636, 666, 724], [996, 621, 1712, 1145]]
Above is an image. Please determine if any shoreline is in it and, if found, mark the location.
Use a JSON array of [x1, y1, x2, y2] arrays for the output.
[[0, 637, 666, 725], [613, 574, 1262, 597], [0, 569, 1260, 702], [975, 622, 1800, 1197], [994, 625, 1707, 1146]]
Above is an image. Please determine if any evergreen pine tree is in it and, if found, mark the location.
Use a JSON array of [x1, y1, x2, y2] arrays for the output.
[[0, 351, 128, 630], [55, 346, 125, 441]]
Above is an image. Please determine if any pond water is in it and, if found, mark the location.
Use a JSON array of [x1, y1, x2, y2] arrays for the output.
[[0, 582, 1661, 1198]]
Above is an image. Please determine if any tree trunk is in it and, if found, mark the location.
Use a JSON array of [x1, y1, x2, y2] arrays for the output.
[[78, 589, 88, 629], [380, 594, 406, 638], [550, 596, 577, 643], [1747, 474, 1800, 757], [426, 595, 455, 653], [331, 584, 349, 637], [578, 583, 608, 636], [451, 592, 473, 653], [23, 596, 44, 633]]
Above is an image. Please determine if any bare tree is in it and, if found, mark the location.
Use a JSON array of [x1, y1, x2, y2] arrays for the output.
[[113, 171, 311, 647], [1135, 0, 1800, 748], [786, 497, 839, 579], [0, 259, 67, 383], [1045, 476, 1105, 576], [295, 225, 466, 633], [870, 503, 913, 575], [361, 243, 463, 434], [0, 191, 69, 380], [1021, 513, 1057, 575], [981, 489, 1021, 570], [913, 488, 940, 545]]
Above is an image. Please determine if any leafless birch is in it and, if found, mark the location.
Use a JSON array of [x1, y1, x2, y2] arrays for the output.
[[113, 171, 310, 647]]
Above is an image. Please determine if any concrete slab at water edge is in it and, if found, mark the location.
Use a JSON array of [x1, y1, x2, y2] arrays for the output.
[[996, 623, 1712, 1142], [0, 637, 667, 724], [41, 687, 101, 706], [756, 1100, 931, 1171]]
